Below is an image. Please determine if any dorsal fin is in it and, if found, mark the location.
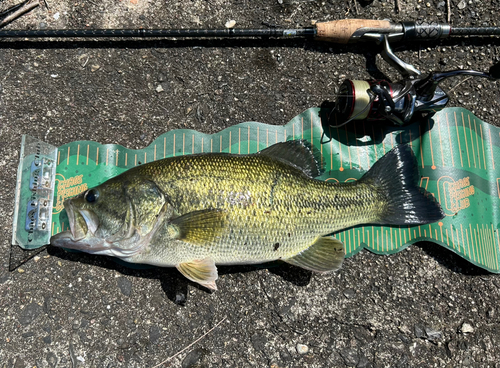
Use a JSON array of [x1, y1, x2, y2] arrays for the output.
[[257, 140, 323, 177]]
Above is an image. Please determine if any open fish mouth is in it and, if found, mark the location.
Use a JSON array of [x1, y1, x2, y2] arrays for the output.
[[50, 200, 100, 248], [65, 200, 100, 241], [63, 201, 84, 240], [50, 199, 143, 258]]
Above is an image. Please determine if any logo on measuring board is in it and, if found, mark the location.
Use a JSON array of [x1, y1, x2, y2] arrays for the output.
[[437, 176, 475, 216], [53, 174, 88, 214]]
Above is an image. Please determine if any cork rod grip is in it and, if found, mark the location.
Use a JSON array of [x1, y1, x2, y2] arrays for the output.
[[315, 19, 392, 43]]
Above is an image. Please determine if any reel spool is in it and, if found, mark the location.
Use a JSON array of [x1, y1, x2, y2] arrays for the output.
[[336, 80, 372, 122], [335, 79, 408, 126]]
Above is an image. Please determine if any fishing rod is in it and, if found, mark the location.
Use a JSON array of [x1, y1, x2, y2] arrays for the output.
[[2, 18, 500, 126], [2, 19, 499, 81], [1, 19, 500, 44]]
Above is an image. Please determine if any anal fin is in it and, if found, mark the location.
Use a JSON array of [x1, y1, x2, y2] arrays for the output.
[[176, 258, 218, 290], [284, 237, 344, 272]]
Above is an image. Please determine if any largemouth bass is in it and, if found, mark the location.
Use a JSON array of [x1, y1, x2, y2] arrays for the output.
[[51, 141, 444, 290]]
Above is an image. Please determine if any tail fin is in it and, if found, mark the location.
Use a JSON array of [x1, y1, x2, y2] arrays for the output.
[[360, 144, 444, 225]]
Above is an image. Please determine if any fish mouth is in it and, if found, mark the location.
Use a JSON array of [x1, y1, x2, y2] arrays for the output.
[[64, 201, 84, 240], [50, 199, 144, 258], [50, 200, 100, 248], [65, 200, 99, 240]]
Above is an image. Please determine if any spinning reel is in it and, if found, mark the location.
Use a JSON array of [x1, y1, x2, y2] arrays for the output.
[[333, 35, 499, 127]]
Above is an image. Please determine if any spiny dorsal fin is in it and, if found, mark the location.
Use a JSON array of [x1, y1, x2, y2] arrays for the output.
[[284, 236, 344, 272], [170, 209, 226, 244], [258, 140, 323, 177], [177, 258, 218, 290]]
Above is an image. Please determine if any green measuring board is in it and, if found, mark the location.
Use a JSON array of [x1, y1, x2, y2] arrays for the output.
[[12, 107, 500, 273]]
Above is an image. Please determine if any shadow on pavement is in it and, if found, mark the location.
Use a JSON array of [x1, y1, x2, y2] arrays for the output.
[[45, 245, 312, 305], [416, 241, 492, 276]]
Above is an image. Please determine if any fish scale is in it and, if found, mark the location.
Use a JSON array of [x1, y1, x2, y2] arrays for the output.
[[130, 153, 382, 265]]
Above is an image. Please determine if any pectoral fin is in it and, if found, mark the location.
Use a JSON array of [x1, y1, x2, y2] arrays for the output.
[[285, 237, 344, 272], [176, 258, 218, 290], [170, 209, 226, 244]]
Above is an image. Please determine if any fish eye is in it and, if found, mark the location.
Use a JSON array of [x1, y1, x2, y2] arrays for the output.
[[85, 189, 99, 203]]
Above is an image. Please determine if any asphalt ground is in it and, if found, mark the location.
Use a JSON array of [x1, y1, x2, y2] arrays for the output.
[[1, 0, 500, 367]]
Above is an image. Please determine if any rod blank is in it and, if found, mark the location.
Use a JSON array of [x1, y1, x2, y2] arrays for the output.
[[0, 28, 317, 39], [0, 19, 499, 42]]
